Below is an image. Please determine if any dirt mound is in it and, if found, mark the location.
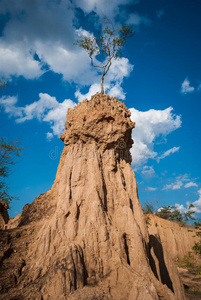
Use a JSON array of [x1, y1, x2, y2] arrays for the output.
[[0, 93, 185, 299]]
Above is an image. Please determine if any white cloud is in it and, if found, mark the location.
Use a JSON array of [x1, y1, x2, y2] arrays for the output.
[[175, 189, 201, 215], [144, 187, 157, 191], [75, 81, 127, 102], [17, 93, 59, 123], [35, 41, 98, 85], [0, 93, 76, 138], [0, 96, 22, 117], [192, 189, 201, 213], [174, 203, 188, 214], [130, 107, 181, 166], [0, 43, 44, 79], [156, 10, 164, 19], [1, 95, 181, 166], [73, 0, 138, 17], [75, 28, 94, 39], [163, 181, 183, 191], [75, 84, 101, 102], [127, 13, 151, 26], [0, 0, 76, 80], [181, 78, 195, 94], [107, 58, 134, 83], [157, 146, 180, 162], [163, 174, 198, 191], [184, 181, 198, 188], [107, 83, 126, 100], [0, 0, 135, 92], [1, 94, 182, 167], [43, 99, 75, 136], [46, 132, 54, 141], [141, 166, 156, 179]]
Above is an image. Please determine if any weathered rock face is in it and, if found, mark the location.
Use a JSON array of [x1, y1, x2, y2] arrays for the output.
[[0, 93, 186, 299], [147, 214, 201, 296], [147, 214, 200, 259]]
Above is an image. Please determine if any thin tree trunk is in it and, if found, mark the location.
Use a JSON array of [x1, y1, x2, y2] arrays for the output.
[[101, 68, 105, 94]]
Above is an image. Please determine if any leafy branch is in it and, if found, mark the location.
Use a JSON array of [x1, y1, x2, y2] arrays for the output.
[[75, 20, 134, 94], [0, 138, 23, 204]]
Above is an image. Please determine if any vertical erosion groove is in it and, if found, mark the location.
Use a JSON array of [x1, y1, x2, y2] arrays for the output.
[[119, 167, 126, 189], [98, 157, 108, 211], [123, 233, 130, 265], [129, 198, 134, 213], [80, 249, 88, 286], [69, 171, 72, 203]]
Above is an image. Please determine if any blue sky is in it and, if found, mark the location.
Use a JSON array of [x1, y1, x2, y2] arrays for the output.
[[0, 0, 201, 220]]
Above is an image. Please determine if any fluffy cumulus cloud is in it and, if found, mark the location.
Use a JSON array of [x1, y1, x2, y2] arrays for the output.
[[0, 93, 76, 139], [0, 43, 44, 79], [0, 0, 135, 90], [0, 0, 104, 86], [129, 107, 181, 166], [0, 0, 76, 80], [174, 189, 201, 214], [163, 180, 183, 191], [181, 78, 195, 94], [174, 203, 189, 214], [163, 174, 198, 191]]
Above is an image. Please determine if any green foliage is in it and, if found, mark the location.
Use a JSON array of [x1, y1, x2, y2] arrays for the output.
[[143, 201, 195, 225], [75, 19, 134, 93], [176, 251, 201, 275], [178, 221, 201, 267], [156, 205, 183, 222], [142, 202, 155, 214], [0, 138, 23, 204], [192, 221, 201, 256], [75, 23, 134, 61], [192, 242, 201, 255], [184, 203, 195, 223], [194, 221, 201, 233], [176, 252, 195, 269], [145, 215, 151, 227]]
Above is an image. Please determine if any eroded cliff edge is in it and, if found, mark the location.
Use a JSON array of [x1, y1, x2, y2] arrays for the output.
[[0, 93, 185, 299]]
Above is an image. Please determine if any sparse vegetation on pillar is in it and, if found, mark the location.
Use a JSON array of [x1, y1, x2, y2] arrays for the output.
[[75, 20, 134, 94]]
